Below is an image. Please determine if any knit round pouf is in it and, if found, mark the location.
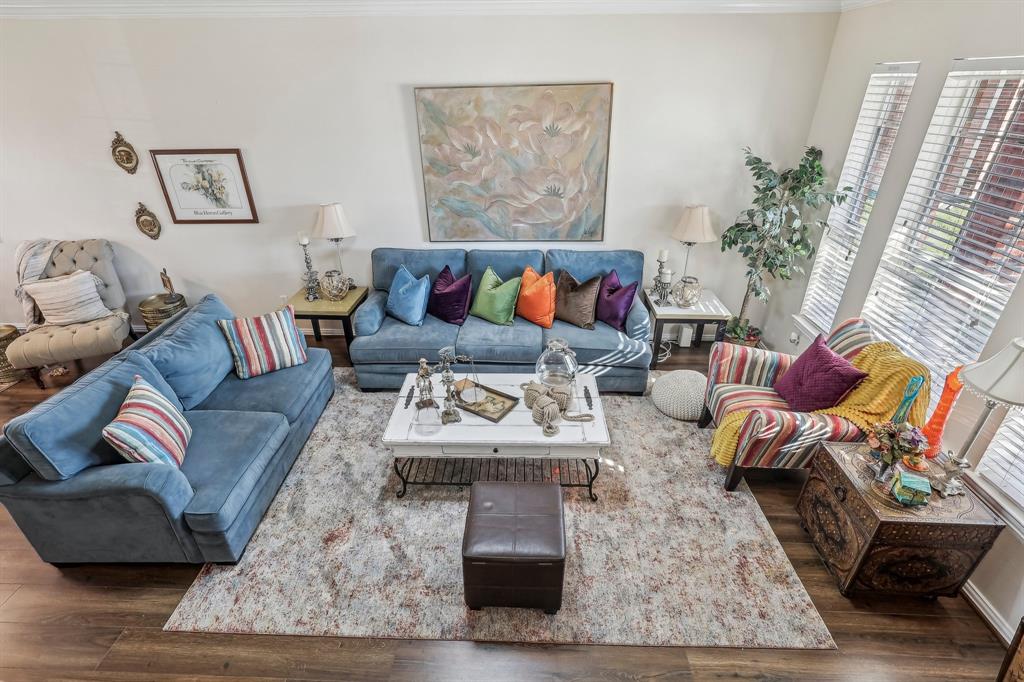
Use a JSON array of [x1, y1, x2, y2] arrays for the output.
[[651, 370, 707, 421]]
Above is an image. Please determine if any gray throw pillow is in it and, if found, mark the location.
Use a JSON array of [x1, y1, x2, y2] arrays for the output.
[[555, 271, 601, 330]]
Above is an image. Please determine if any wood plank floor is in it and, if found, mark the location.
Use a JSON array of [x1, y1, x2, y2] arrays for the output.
[[0, 336, 1007, 681]]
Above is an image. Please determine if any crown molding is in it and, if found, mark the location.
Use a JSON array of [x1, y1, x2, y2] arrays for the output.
[[0, 0, 889, 19], [839, 0, 889, 11]]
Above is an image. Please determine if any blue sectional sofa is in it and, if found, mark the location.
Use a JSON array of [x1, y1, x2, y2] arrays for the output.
[[349, 248, 652, 393], [0, 294, 334, 564]]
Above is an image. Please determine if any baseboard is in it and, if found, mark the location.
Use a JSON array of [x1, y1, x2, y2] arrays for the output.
[[962, 579, 1014, 646]]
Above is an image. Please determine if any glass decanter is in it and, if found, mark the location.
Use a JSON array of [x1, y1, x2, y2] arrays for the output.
[[535, 338, 578, 388]]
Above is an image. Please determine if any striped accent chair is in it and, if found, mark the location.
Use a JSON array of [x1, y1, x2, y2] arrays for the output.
[[698, 318, 875, 490]]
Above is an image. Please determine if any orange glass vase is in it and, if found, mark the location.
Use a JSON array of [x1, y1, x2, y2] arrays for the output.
[[922, 366, 964, 458]]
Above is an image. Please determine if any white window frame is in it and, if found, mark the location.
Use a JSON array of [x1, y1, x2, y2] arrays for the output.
[[797, 61, 919, 336], [967, 409, 1024, 541], [860, 56, 1024, 405]]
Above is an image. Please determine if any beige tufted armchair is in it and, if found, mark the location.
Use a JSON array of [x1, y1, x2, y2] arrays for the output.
[[7, 240, 136, 388]]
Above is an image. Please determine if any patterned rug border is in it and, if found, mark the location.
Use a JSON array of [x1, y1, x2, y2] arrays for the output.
[[164, 369, 836, 650]]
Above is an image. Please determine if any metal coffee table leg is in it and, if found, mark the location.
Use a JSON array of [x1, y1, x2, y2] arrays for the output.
[[583, 458, 600, 501]]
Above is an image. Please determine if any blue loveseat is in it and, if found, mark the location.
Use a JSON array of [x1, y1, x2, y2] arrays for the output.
[[0, 294, 334, 564], [349, 248, 652, 393]]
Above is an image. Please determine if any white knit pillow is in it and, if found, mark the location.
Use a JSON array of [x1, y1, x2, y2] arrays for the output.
[[21, 270, 113, 325]]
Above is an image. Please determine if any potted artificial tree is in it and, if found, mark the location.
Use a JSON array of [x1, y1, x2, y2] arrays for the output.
[[721, 146, 848, 346]]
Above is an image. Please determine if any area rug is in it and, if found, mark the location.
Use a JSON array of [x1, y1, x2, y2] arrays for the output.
[[165, 369, 834, 649]]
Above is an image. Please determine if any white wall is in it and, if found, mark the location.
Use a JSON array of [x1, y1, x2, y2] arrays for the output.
[[763, 0, 1024, 642], [0, 12, 838, 331]]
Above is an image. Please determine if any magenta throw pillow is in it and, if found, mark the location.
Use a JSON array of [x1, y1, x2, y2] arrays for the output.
[[774, 334, 868, 412], [427, 265, 471, 325], [595, 270, 638, 332]]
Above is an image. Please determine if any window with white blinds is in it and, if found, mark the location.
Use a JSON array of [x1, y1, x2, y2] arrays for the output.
[[862, 56, 1024, 398], [799, 62, 919, 334], [975, 410, 1024, 513]]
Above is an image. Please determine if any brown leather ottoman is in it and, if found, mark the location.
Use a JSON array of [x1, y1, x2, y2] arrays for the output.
[[462, 481, 565, 614]]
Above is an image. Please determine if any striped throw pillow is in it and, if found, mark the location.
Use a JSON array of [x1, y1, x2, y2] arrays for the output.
[[217, 305, 308, 379], [102, 375, 191, 467]]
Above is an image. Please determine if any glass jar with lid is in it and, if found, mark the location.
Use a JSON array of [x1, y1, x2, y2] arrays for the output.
[[671, 275, 702, 308], [535, 338, 579, 388]]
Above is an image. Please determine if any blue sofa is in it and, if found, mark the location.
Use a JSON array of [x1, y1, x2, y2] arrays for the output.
[[349, 248, 652, 393], [0, 294, 334, 564]]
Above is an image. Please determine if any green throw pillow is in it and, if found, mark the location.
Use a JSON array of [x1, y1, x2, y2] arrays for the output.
[[469, 266, 522, 325]]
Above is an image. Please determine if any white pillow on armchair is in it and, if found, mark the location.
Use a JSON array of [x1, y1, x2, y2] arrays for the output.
[[21, 269, 113, 326]]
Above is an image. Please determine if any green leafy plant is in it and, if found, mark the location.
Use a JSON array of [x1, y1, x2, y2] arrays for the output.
[[721, 146, 849, 334]]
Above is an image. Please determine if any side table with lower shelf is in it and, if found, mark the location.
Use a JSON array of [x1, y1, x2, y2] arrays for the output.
[[641, 288, 732, 369], [288, 286, 367, 348], [797, 442, 1004, 598]]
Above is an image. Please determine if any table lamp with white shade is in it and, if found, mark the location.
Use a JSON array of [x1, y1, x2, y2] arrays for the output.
[[311, 203, 356, 301], [958, 337, 1024, 459], [669, 205, 717, 307], [671, 205, 717, 279]]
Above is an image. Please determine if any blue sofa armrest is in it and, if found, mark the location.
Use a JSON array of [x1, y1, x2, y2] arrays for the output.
[[625, 299, 652, 342], [3, 462, 194, 508], [353, 290, 387, 337], [0, 462, 202, 563]]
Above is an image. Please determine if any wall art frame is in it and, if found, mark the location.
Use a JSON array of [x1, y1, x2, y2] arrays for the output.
[[150, 148, 259, 224], [415, 82, 612, 242]]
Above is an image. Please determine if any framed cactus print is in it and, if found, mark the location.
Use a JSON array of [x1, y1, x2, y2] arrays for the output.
[[415, 82, 612, 242], [150, 148, 259, 224]]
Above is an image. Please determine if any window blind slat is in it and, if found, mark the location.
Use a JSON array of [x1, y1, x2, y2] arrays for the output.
[[862, 59, 1024, 413], [976, 410, 1024, 511], [798, 64, 919, 334]]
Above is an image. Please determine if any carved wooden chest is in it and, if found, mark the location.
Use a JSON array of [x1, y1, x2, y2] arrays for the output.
[[797, 442, 1004, 597]]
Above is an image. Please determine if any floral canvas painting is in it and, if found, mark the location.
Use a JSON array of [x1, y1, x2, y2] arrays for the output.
[[415, 83, 612, 241]]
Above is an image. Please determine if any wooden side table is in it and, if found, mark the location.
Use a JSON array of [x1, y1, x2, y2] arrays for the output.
[[288, 286, 368, 348], [797, 442, 1004, 598], [641, 288, 732, 369]]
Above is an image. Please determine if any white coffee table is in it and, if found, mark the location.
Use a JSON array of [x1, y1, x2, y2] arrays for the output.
[[382, 373, 610, 500]]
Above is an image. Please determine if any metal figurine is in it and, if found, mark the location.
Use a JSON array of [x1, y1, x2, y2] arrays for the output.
[[301, 242, 320, 302], [432, 346, 474, 424], [415, 358, 438, 410]]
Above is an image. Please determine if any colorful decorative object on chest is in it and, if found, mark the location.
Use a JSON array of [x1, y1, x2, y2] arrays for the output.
[[922, 366, 964, 458], [889, 470, 932, 506]]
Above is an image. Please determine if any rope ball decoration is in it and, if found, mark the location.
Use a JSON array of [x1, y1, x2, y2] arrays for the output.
[[520, 381, 593, 437]]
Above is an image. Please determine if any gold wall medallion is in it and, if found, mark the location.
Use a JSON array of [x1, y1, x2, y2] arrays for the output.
[[111, 131, 139, 174], [135, 202, 161, 239]]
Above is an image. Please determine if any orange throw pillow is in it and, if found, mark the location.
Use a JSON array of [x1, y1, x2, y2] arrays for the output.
[[516, 266, 556, 328]]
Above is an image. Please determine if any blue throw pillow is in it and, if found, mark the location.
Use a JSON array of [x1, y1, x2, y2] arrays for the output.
[[385, 265, 430, 326]]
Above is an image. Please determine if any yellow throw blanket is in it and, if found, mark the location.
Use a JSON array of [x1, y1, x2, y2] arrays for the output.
[[711, 342, 931, 467]]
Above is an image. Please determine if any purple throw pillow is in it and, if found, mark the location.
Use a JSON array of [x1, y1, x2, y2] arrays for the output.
[[775, 334, 868, 412], [595, 270, 638, 332], [427, 265, 471, 325]]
